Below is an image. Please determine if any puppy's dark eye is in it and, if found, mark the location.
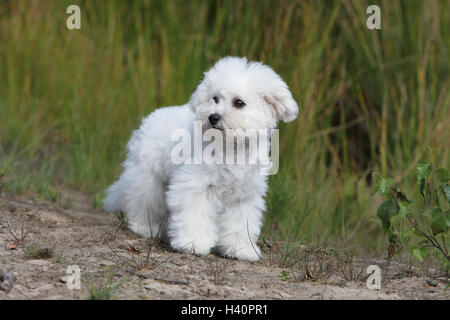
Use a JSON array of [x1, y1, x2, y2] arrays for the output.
[[213, 96, 219, 104], [233, 98, 246, 108]]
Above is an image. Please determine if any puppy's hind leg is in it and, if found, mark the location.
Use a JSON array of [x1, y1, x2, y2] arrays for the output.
[[103, 179, 126, 214], [105, 167, 168, 238]]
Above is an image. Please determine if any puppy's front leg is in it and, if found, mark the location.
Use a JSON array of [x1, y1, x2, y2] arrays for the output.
[[166, 184, 218, 256], [217, 198, 263, 261]]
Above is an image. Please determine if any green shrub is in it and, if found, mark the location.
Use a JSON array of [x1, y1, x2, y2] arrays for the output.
[[375, 161, 449, 273]]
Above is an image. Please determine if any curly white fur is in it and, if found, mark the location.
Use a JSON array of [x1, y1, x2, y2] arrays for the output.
[[104, 56, 298, 261]]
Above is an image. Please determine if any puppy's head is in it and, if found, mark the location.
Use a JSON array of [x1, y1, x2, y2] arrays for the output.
[[189, 57, 299, 132]]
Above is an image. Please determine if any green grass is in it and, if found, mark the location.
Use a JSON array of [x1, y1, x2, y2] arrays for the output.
[[0, 0, 449, 254], [24, 244, 54, 260], [86, 274, 121, 300]]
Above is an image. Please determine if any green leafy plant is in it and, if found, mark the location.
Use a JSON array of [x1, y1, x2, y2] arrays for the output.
[[277, 270, 290, 281], [375, 162, 449, 273]]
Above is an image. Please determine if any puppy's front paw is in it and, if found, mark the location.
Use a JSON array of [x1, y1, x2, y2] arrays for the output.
[[170, 237, 213, 256], [231, 245, 261, 262]]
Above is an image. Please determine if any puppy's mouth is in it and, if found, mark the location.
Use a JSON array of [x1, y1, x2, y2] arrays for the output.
[[203, 122, 224, 131]]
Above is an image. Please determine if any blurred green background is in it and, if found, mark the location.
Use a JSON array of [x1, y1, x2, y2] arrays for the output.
[[0, 0, 449, 253]]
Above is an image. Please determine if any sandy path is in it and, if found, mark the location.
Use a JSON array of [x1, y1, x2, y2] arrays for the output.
[[0, 193, 448, 300]]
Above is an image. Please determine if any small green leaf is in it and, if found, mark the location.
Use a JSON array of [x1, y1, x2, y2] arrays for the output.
[[412, 248, 426, 262], [419, 178, 426, 198], [416, 162, 432, 184], [377, 199, 399, 230], [430, 208, 450, 236], [442, 183, 450, 204], [277, 271, 290, 281], [398, 201, 409, 218], [378, 178, 394, 195], [435, 168, 450, 183], [392, 188, 410, 203]]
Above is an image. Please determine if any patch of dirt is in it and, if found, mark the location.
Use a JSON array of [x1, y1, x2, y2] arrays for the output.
[[0, 193, 448, 300]]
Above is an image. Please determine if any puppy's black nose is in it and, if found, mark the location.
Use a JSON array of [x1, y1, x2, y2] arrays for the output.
[[208, 113, 221, 126]]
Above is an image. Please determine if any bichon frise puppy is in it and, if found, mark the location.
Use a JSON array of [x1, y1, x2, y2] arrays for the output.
[[104, 56, 298, 261]]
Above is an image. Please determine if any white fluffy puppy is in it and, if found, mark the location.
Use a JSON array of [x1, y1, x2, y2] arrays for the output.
[[104, 57, 298, 261]]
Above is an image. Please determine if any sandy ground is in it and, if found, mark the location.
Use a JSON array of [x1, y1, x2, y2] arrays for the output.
[[0, 192, 448, 300]]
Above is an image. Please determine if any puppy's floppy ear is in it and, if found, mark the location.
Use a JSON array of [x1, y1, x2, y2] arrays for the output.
[[189, 81, 207, 113], [257, 65, 299, 123], [262, 83, 299, 123]]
